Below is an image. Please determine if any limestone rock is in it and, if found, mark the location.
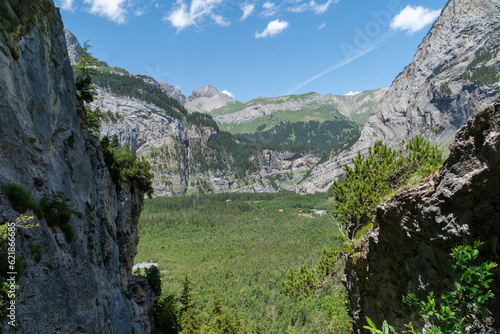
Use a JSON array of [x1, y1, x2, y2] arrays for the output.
[[0, 1, 154, 332], [298, 0, 500, 194], [63, 28, 81, 64], [345, 97, 500, 333]]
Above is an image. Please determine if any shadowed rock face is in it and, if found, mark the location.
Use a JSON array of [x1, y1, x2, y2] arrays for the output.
[[298, 0, 500, 194], [0, 1, 153, 332], [345, 97, 500, 333]]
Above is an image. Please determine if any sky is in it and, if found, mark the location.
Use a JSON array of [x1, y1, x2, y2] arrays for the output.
[[57, 0, 448, 102]]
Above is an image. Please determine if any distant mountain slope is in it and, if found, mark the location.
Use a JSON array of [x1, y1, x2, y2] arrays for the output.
[[195, 89, 386, 155], [209, 89, 387, 128], [298, 0, 500, 194]]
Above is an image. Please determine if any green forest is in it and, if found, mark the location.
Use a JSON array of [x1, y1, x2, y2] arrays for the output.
[[236, 120, 361, 154], [135, 191, 351, 333]]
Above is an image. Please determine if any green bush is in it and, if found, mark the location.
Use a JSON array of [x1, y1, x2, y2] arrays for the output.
[[145, 266, 162, 296], [440, 83, 452, 95], [1, 183, 34, 214], [39, 192, 72, 228], [62, 223, 74, 243], [333, 136, 443, 233], [100, 136, 154, 197]]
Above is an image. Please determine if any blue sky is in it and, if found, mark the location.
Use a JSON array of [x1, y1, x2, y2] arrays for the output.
[[57, 0, 447, 102]]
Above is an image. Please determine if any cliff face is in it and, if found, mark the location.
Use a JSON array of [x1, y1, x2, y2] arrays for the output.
[[298, 0, 500, 194], [346, 97, 500, 332], [94, 87, 319, 196], [0, 1, 153, 332]]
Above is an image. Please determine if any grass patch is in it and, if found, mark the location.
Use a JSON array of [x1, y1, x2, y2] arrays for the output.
[[1, 183, 34, 214]]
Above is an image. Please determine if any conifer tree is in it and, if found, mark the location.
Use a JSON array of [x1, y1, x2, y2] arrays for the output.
[[206, 291, 238, 334], [333, 136, 443, 237], [180, 274, 195, 314]]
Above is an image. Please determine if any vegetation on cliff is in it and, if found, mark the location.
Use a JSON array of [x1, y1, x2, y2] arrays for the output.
[[365, 241, 497, 334], [332, 136, 443, 234]]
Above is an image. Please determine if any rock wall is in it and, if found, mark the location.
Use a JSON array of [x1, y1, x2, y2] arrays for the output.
[[346, 97, 500, 332], [298, 0, 500, 194], [0, 1, 154, 332], [95, 88, 320, 196]]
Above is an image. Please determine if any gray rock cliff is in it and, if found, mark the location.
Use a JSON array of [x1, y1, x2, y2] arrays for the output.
[[346, 97, 500, 333], [0, 1, 154, 332], [298, 0, 500, 194]]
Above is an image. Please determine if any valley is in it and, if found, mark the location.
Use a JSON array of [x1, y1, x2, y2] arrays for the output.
[[0, 0, 499, 333]]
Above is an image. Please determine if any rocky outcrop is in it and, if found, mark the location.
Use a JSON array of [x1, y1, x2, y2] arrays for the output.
[[185, 85, 235, 113], [0, 1, 154, 332], [298, 0, 500, 194], [345, 97, 500, 333], [63, 28, 81, 63]]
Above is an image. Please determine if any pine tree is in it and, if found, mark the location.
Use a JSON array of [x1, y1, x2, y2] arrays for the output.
[[180, 274, 195, 314], [333, 137, 443, 237], [206, 291, 238, 334], [152, 294, 180, 334], [179, 307, 200, 334]]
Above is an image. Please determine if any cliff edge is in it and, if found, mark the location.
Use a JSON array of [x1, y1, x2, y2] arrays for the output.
[[0, 1, 154, 332]]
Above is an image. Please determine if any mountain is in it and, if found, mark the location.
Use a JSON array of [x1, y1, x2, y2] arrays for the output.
[[298, 0, 500, 194], [346, 96, 500, 332], [207, 89, 387, 130], [65, 50, 320, 196], [184, 85, 235, 113], [192, 89, 386, 155], [91, 80, 320, 196], [1, 1, 153, 332]]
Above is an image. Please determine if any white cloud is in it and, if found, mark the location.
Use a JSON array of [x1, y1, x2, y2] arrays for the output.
[[164, 0, 229, 31], [240, 3, 255, 20], [288, 0, 335, 14], [212, 14, 230, 27], [135, 8, 147, 16], [221, 90, 234, 98], [84, 0, 128, 24], [255, 19, 289, 38], [59, 0, 75, 11], [261, 2, 279, 17], [390, 5, 441, 35], [318, 23, 326, 30], [345, 91, 360, 96]]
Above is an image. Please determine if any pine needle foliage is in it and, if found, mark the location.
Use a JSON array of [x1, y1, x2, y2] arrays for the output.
[[333, 136, 443, 232]]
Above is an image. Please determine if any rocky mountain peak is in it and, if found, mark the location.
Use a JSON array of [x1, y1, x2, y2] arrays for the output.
[[189, 85, 220, 99], [185, 85, 235, 113], [159, 81, 187, 105]]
